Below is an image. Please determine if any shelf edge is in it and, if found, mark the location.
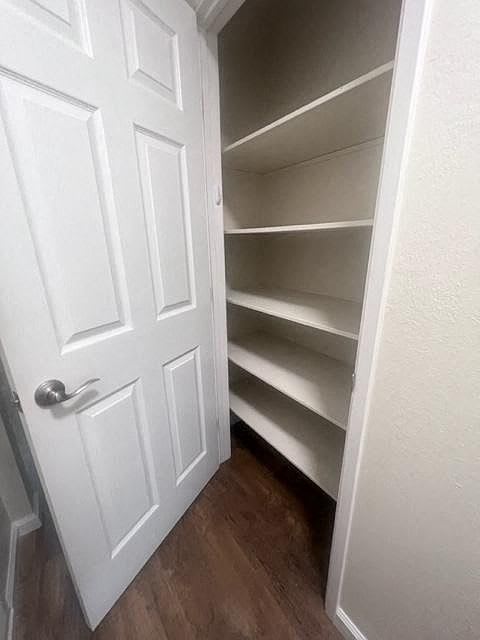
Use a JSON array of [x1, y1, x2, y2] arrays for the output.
[[228, 350, 349, 431], [226, 295, 360, 341], [224, 219, 374, 236], [223, 61, 394, 155], [230, 384, 345, 500]]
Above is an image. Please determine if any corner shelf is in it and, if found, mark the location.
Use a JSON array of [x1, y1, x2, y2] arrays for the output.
[[228, 331, 352, 429], [224, 219, 374, 236], [223, 61, 393, 173], [227, 286, 361, 340], [230, 378, 345, 500]]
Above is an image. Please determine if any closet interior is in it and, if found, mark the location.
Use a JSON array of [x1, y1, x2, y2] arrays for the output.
[[218, 0, 402, 500]]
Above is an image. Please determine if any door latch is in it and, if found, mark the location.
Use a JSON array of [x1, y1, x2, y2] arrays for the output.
[[11, 390, 22, 412]]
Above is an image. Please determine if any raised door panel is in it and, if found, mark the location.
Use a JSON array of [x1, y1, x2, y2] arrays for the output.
[[77, 380, 158, 557], [0, 76, 130, 352], [120, 0, 181, 106], [163, 348, 206, 485], [2, 0, 91, 53], [135, 126, 195, 319]]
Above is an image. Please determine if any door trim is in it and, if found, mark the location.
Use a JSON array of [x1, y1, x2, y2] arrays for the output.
[[198, 28, 230, 462], [196, 1, 245, 465]]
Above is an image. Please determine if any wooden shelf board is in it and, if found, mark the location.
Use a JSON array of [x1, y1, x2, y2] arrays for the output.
[[230, 378, 345, 499], [223, 62, 394, 173], [228, 331, 352, 429], [227, 286, 361, 340], [224, 219, 374, 236]]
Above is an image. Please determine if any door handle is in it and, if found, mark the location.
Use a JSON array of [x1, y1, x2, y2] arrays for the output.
[[34, 378, 100, 407]]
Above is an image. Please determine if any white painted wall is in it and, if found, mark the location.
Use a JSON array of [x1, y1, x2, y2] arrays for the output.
[[339, 1, 480, 638]]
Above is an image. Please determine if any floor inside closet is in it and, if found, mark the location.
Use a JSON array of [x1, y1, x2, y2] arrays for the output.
[[14, 426, 341, 640]]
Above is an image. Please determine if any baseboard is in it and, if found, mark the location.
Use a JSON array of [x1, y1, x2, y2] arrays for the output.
[[5, 504, 42, 609], [15, 511, 41, 538], [1, 493, 41, 640], [334, 607, 369, 640], [6, 606, 13, 640], [4, 525, 18, 611]]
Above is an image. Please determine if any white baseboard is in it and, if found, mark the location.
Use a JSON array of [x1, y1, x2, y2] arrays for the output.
[[15, 511, 41, 538], [1, 492, 41, 640], [6, 606, 13, 640], [5, 526, 18, 611], [5, 503, 42, 610], [334, 607, 369, 640]]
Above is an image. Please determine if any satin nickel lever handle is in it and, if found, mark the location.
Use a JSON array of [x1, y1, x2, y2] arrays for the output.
[[34, 378, 100, 407]]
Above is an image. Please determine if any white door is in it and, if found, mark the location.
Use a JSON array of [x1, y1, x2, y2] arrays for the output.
[[0, 0, 220, 629]]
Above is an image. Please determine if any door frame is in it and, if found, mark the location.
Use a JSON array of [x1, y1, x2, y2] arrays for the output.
[[195, 0, 247, 464], [197, 0, 433, 638], [198, 28, 230, 464]]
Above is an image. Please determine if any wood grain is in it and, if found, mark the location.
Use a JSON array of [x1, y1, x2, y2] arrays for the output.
[[14, 425, 342, 639]]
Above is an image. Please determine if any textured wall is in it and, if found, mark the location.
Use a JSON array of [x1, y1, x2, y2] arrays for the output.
[[340, 1, 480, 638]]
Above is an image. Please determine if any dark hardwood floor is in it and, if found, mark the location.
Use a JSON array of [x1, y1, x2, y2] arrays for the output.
[[14, 425, 342, 640]]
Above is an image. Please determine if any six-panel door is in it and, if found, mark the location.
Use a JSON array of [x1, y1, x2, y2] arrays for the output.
[[0, 0, 219, 628]]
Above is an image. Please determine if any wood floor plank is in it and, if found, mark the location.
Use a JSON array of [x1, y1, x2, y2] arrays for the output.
[[14, 425, 342, 640]]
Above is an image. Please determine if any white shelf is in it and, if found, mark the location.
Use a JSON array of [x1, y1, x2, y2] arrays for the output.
[[228, 332, 352, 429], [224, 219, 374, 236], [230, 378, 345, 499], [227, 286, 361, 340], [223, 62, 393, 173]]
